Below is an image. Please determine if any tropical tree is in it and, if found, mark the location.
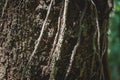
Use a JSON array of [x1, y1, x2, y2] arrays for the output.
[[0, 0, 112, 80]]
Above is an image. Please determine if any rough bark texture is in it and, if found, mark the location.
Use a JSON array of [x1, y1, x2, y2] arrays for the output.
[[0, 0, 112, 80]]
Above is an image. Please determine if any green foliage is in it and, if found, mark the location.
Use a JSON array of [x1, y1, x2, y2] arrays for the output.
[[109, 0, 120, 80]]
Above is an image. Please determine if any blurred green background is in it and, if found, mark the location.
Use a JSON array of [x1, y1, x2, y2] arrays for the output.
[[109, 0, 120, 80]]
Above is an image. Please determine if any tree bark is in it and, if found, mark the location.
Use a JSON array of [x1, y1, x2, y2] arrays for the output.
[[0, 0, 112, 80]]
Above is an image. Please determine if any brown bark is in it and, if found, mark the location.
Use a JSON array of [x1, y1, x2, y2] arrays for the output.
[[0, 0, 112, 80]]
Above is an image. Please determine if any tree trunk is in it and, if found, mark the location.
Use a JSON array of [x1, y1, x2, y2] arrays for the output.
[[0, 0, 112, 80]]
